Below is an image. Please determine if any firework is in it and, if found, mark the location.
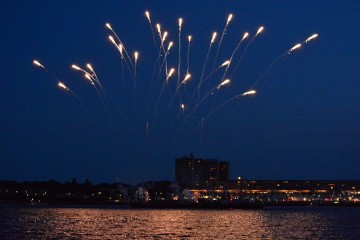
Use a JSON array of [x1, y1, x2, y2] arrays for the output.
[[214, 13, 234, 67], [289, 43, 302, 53], [305, 33, 318, 43], [177, 17, 183, 88], [33, 60, 45, 68], [241, 90, 256, 96], [58, 82, 69, 91]]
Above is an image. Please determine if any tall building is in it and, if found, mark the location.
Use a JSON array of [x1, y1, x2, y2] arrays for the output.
[[175, 154, 230, 187]]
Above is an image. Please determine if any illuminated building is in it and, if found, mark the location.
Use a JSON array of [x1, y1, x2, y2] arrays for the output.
[[175, 154, 230, 188]]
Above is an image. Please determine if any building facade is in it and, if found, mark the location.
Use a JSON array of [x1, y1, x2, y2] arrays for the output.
[[175, 154, 230, 187]]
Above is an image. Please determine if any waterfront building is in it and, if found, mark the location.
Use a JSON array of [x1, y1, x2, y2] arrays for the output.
[[175, 154, 230, 188]]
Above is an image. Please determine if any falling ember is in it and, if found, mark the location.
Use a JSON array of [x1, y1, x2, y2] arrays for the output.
[[166, 68, 175, 80], [162, 31, 168, 42], [179, 18, 183, 28], [180, 103, 185, 111], [145, 11, 150, 21], [58, 82, 69, 91], [167, 41, 174, 51], [305, 33, 318, 43], [217, 79, 231, 89], [108, 35, 117, 45], [119, 44, 123, 54], [86, 63, 94, 72], [227, 14, 233, 24], [71, 64, 81, 70], [33, 60, 45, 68], [242, 90, 256, 96], [156, 24, 161, 35], [242, 32, 249, 40], [221, 60, 231, 67], [289, 43, 302, 52], [134, 51, 139, 63], [182, 73, 191, 84], [84, 74, 95, 85], [211, 32, 217, 44], [105, 23, 112, 30], [256, 26, 264, 36]]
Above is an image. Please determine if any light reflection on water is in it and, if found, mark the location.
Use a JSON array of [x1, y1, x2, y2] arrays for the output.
[[1, 205, 359, 239]]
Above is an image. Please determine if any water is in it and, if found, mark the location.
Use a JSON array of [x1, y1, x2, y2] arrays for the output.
[[1, 205, 359, 239]]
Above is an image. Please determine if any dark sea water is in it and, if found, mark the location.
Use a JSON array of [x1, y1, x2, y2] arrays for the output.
[[0, 204, 359, 239]]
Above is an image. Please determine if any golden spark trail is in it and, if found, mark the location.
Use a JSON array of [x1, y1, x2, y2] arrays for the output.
[[145, 11, 158, 49], [186, 35, 192, 74], [153, 68, 176, 120], [231, 26, 265, 77], [108, 36, 133, 79], [177, 18, 183, 88], [214, 13, 233, 67], [192, 79, 231, 115], [167, 73, 191, 110], [105, 22, 134, 69], [205, 90, 256, 120], [220, 32, 249, 83], [58, 82, 69, 91], [33, 60, 45, 69], [197, 60, 231, 92], [72, 64, 106, 108], [198, 32, 218, 90], [305, 33, 318, 43], [57, 81, 87, 112], [33, 59, 62, 83], [158, 41, 174, 82], [250, 35, 312, 91]]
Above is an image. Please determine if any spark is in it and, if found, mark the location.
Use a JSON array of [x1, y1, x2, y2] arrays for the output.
[[181, 73, 191, 84], [58, 82, 69, 91], [105, 23, 112, 31], [178, 18, 183, 29], [289, 43, 302, 53], [162, 31, 168, 43], [156, 24, 161, 36], [167, 41, 174, 51], [166, 68, 175, 80], [145, 11, 157, 50], [242, 32, 249, 40], [108, 35, 117, 46], [217, 79, 231, 89], [242, 90, 256, 96], [145, 11, 150, 22], [198, 32, 217, 88], [211, 32, 217, 44], [105, 22, 134, 69], [134, 51, 139, 63], [214, 13, 233, 69], [256, 26, 264, 36], [186, 35, 192, 74], [206, 89, 257, 120], [33, 60, 45, 68], [177, 17, 183, 89], [86, 63, 94, 72], [226, 14, 233, 25], [84, 73, 95, 85], [221, 60, 231, 67], [72, 64, 84, 72], [180, 103, 185, 111], [305, 33, 318, 43]]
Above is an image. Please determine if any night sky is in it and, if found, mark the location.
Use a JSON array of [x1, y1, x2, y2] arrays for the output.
[[1, 1, 359, 184]]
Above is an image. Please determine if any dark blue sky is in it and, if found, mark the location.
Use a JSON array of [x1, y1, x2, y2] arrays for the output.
[[1, 1, 359, 183]]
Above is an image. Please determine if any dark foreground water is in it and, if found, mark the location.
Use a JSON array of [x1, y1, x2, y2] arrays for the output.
[[1, 205, 359, 239]]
